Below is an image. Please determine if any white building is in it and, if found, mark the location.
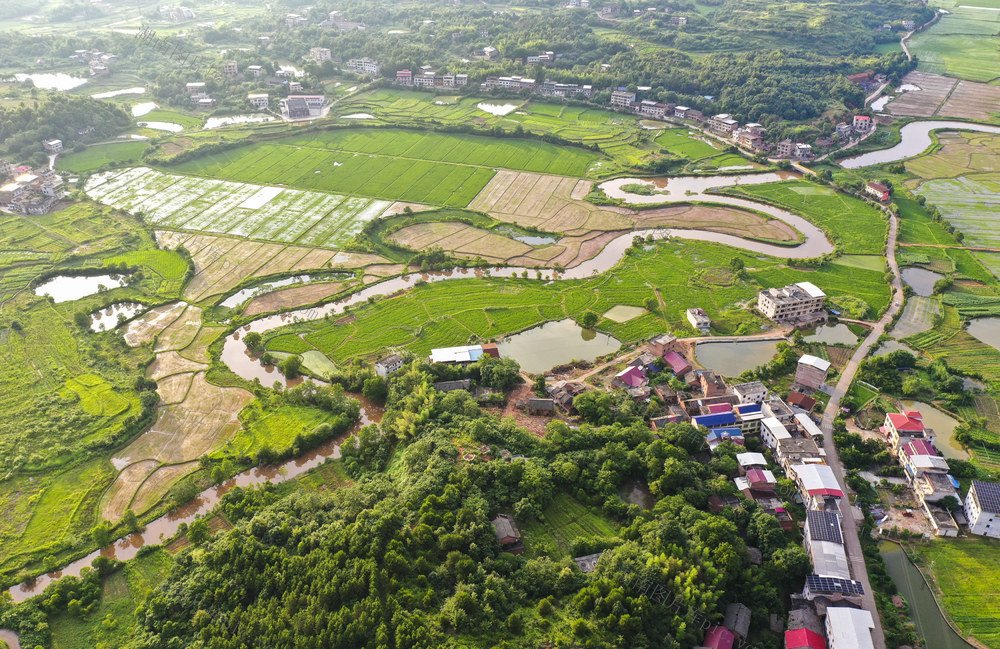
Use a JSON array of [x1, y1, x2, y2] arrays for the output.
[[610, 90, 636, 108], [757, 282, 826, 324], [310, 47, 332, 63], [736, 452, 767, 472], [707, 113, 739, 135], [42, 139, 63, 153], [794, 412, 823, 439], [760, 416, 791, 448], [686, 307, 711, 333], [346, 57, 380, 76], [732, 381, 768, 405], [826, 607, 875, 649], [374, 354, 404, 378], [965, 480, 1000, 538], [247, 93, 269, 109]]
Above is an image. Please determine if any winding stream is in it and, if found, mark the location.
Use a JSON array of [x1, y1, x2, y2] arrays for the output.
[[840, 120, 1000, 168], [7, 398, 383, 603]]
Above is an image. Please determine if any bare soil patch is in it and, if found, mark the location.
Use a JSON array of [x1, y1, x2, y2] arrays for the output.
[[124, 302, 187, 347], [100, 460, 159, 521], [243, 282, 349, 317], [938, 80, 1000, 121], [154, 305, 204, 352], [130, 461, 200, 516], [886, 71, 957, 117], [147, 350, 208, 381], [155, 371, 195, 404]]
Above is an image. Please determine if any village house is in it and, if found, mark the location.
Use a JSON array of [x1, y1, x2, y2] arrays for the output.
[[614, 365, 647, 389], [902, 19, 916, 30], [864, 181, 891, 202], [795, 355, 831, 391], [526, 51, 555, 65], [223, 60, 238, 77], [734, 402, 765, 434], [429, 344, 499, 365], [573, 552, 602, 573], [185, 81, 206, 94], [699, 371, 728, 398], [609, 89, 636, 108], [247, 93, 269, 109], [526, 398, 556, 415], [707, 427, 744, 450], [396, 69, 413, 85], [246, 65, 263, 78], [686, 307, 711, 333], [310, 47, 332, 63], [374, 354, 404, 378], [757, 282, 826, 325], [647, 333, 681, 356], [794, 413, 823, 439], [735, 467, 776, 495], [776, 140, 795, 158], [491, 514, 524, 554], [826, 607, 875, 649], [0, 159, 13, 178], [965, 480, 1000, 537], [707, 113, 739, 135], [346, 57, 380, 76], [835, 122, 853, 138], [724, 603, 752, 639], [483, 76, 536, 91], [789, 463, 843, 509], [775, 436, 824, 474], [732, 381, 768, 405], [433, 379, 472, 393], [760, 416, 792, 448], [482, 46, 499, 60], [636, 100, 668, 118], [852, 114, 873, 131], [662, 351, 692, 377], [882, 410, 933, 455], [285, 13, 308, 27], [42, 139, 63, 153], [784, 628, 826, 649], [736, 451, 767, 474], [280, 95, 326, 119], [539, 80, 593, 98], [788, 391, 818, 412], [668, 15, 687, 25], [793, 143, 813, 160]]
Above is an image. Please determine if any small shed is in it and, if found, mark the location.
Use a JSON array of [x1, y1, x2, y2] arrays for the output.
[[527, 398, 556, 415], [491, 514, 524, 554]]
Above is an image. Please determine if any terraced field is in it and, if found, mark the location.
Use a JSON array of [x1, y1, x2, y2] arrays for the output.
[[86, 167, 391, 249]]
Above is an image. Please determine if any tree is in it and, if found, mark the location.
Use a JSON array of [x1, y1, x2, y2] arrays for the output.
[[91, 521, 112, 547], [279, 354, 302, 379], [479, 357, 521, 391], [362, 377, 388, 403], [579, 310, 598, 328], [73, 311, 91, 328], [728, 257, 745, 272], [188, 518, 209, 545], [644, 296, 658, 313], [243, 331, 262, 351], [123, 509, 140, 533], [940, 495, 961, 511]]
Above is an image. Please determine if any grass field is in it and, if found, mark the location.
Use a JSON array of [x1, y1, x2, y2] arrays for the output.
[[906, 2, 1000, 83], [520, 493, 618, 559], [909, 537, 1000, 649], [221, 405, 340, 458], [718, 180, 888, 253], [273, 239, 890, 365], [86, 167, 392, 249], [55, 141, 149, 173]]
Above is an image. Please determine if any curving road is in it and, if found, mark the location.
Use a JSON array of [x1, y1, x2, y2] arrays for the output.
[[820, 213, 902, 649]]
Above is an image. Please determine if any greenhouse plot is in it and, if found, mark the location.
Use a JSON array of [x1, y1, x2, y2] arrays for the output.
[[86, 168, 390, 248]]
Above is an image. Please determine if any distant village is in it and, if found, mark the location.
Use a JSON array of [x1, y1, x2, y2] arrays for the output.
[[372, 279, 1000, 649], [0, 156, 63, 215]]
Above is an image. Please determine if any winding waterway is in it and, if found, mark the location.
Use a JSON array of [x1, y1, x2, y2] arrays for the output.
[[7, 398, 383, 603], [840, 120, 1000, 168]]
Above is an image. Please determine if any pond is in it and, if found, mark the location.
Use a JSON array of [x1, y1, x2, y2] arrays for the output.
[[34, 273, 130, 303], [900, 400, 968, 460], [14, 72, 88, 91], [477, 102, 518, 116], [493, 225, 557, 246], [805, 323, 858, 345], [497, 319, 621, 374], [879, 542, 976, 649], [841, 120, 1000, 168], [91, 86, 145, 99], [131, 102, 157, 116], [873, 339, 915, 357], [619, 480, 655, 510], [901, 267, 943, 297], [90, 302, 146, 331], [870, 96, 891, 111], [339, 113, 375, 120], [203, 114, 275, 129], [967, 317, 1000, 352], [138, 121, 184, 132], [695, 339, 781, 377], [0, 629, 20, 649], [7, 396, 384, 604]]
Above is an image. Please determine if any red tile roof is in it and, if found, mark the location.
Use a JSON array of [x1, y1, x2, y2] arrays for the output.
[[902, 439, 937, 457], [785, 628, 826, 649], [704, 625, 735, 649], [887, 412, 924, 433], [663, 351, 691, 375]]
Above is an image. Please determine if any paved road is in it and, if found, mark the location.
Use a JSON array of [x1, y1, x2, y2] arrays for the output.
[[820, 214, 902, 649]]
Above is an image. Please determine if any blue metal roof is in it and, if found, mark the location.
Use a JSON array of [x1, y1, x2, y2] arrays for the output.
[[735, 403, 762, 414], [692, 412, 737, 428]]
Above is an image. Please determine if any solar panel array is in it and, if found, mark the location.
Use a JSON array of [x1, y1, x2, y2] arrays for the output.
[[806, 575, 864, 596], [973, 481, 1000, 514], [807, 510, 843, 544]]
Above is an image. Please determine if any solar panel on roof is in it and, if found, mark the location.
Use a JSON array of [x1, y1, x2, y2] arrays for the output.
[[806, 575, 864, 596], [807, 510, 843, 544], [973, 481, 1000, 514]]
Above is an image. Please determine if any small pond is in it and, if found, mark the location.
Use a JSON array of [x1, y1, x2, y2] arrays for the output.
[[497, 319, 621, 374], [879, 542, 976, 649], [805, 323, 858, 345], [14, 72, 88, 91], [477, 102, 518, 116], [90, 302, 146, 331], [34, 273, 129, 303], [339, 113, 375, 120], [138, 121, 184, 132], [902, 267, 943, 297], [873, 339, 915, 357], [619, 480, 655, 510], [901, 400, 968, 460], [131, 102, 157, 116], [695, 339, 781, 377], [967, 317, 1000, 352], [870, 96, 891, 111], [91, 86, 145, 99], [493, 225, 557, 246]]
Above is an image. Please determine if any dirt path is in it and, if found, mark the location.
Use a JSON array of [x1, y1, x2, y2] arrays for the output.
[[899, 242, 1000, 253]]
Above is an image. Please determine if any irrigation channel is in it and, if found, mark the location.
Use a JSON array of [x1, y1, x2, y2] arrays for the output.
[[840, 120, 1000, 168], [6, 398, 384, 603]]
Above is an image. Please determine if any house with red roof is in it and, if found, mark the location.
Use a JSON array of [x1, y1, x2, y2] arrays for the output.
[[785, 627, 826, 649], [882, 410, 933, 455], [702, 625, 735, 649], [614, 366, 647, 389], [662, 351, 691, 377]]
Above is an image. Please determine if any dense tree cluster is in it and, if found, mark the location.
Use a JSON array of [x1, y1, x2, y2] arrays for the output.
[[114, 365, 808, 648], [0, 95, 132, 164]]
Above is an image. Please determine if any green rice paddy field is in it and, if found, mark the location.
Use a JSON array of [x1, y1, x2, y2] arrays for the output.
[[55, 141, 149, 174], [906, 1, 1000, 82], [521, 494, 618, 559], [271, 240, 891, 364]]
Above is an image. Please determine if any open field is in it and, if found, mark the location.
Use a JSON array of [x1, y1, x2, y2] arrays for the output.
[[218, 405, 339, 458], [155, 230, 384, 304], [909, 537, 1000, 649], [243, 281, 352, 317], [884, 71, 958, 118], [279, 239, 890, 364], [906, 2, 1000, 83], [917, 173, 1000, 248], [86, 167, 392, 249], [889, 296, 940, 338], [939, 80, 1000, 122], [718, 180, 888, 253], [55, 141, 149, 174], [520, 494, 618, 559]]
